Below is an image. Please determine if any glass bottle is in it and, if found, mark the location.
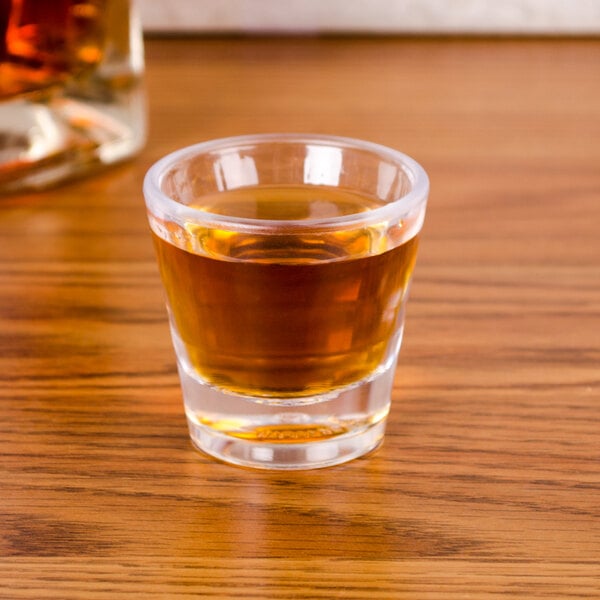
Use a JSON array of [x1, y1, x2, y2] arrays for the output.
[[0, 0, 145, 193]]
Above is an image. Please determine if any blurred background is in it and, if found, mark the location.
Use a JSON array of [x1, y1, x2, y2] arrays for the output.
[[140, 0, 600, 35]]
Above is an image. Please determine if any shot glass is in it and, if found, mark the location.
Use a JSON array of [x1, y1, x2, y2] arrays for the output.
[[143, 134, 429, 469]]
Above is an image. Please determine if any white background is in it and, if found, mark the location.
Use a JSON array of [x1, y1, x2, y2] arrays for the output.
[[139, 0, 600, 35]]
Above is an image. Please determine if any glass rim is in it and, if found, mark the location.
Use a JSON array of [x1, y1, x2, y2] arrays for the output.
[[143, 133, 429, 232]]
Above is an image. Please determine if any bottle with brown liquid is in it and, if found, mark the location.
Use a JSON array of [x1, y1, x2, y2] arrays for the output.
[[0, 0, 145, 193]]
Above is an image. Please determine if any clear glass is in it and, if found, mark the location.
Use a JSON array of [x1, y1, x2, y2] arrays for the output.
[[144, 134, 429, 469], [0, 0, 145, 194]]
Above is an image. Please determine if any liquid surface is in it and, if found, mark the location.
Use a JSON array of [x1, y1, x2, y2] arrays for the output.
[[152, 185, 419, 398], [191, 185, 386, 220]]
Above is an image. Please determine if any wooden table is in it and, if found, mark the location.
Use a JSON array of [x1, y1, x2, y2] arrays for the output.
[[1, 37, 599, 598]]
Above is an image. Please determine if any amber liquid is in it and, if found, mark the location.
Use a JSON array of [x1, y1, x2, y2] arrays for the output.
[[152, 185, 419, 399], [0, 0, 106, 98]]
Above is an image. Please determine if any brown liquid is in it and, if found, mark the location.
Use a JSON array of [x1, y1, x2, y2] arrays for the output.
[[152, 185, 419, 398], [0, 0, 106, 98]]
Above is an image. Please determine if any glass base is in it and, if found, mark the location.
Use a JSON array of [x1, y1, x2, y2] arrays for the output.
[[179, 357, 397, 470], [188, 417, 386, 470]]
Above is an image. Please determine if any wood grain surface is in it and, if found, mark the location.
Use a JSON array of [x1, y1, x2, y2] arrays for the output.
[[1, 36, 599, 598]]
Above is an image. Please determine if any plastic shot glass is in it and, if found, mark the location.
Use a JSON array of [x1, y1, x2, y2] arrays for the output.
[[143, 134, 429, 469]]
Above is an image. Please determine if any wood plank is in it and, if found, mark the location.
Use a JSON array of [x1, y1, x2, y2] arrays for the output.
[[0, 36, 599, 598]]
